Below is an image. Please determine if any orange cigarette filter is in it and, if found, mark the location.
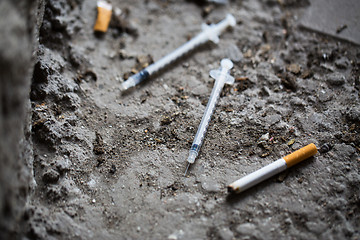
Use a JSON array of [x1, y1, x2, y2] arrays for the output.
[[284, 143, 318, 167], [94, 1, 112, 33], [228, 143, 318, 193]]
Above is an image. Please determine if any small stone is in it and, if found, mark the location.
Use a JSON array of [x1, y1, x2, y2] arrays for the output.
[[287, 63, 301, 75], [319, 143, 332, 153], [46, 185, 67, 201], [201, 180, 221, 193], [333, 182, 346, 193], [168, 230, 184, 240], [236, 222, 256, 235], [300, 69, 313, 79], [168, 234, 177, 240], [335, 57, 350, 69], [265, 114, 281, 125], [287, 139, 295, 146], [55, 157, 71, 173], [277, 171, 288, 182], [306, 221, 328, 235], [42, 168, 60, 183], [258, 133, 269, 143], [280, 72, 297, 91], [345, 106, 360, 122], [218, 227, 234, 240], [326, 72, 346, 86], [109, 164, 116, 174], [244, 49, 252, 58], [284, 217, 292, 225], [318, 89, 333, 102]]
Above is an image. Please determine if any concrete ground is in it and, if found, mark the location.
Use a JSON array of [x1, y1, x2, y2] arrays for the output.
[[25, 0, 359, 239]]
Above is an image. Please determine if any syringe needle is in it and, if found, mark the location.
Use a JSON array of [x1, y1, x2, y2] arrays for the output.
[[184, 59, 234, 175], [120, 14, 236, 91], [184, 162, 191, 177]]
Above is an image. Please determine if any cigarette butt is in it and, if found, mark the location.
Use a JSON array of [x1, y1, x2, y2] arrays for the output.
[[283, 143, 317, 167], [94, 1, 112, 33], [228, 143, 318, 194]]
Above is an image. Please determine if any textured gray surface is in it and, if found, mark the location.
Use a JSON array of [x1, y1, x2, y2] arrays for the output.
[[300, 0, 360, 45], [12, 0, 360, 239]]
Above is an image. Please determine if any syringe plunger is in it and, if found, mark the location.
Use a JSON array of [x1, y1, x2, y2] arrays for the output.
[[184, 58, 234, 176], [120, 14, 236, 91]]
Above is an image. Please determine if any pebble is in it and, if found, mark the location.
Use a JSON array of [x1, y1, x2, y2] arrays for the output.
[[334, 57, 350, 69], [287, 63, 301, 75], [55, 156, 71, 173], [317, 89, 333, 102], [326, 72, 346, 86], [168, 229, 184, 240], [305, 221, 328, 235], [218, 227, 234, 240], [319, 143, 332, 153], [333, 182, 346, 193], [42, 168, 60, 183], [258, 133, 269, 143], [265, 114, 281, 125], [201, 179, 221, 193], [235, 222, 257, 235], [345, 106, 360, 121], [46, 185, 67, 201], [204, 199, 216, 212]]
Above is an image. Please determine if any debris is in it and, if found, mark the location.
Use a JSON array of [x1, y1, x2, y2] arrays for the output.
[[287, 138, 295, 146], [258, 44, 271, 56], [93, 132, 105, 155], [228, 144, 318, 193], [160, 116, 172, 126], [286, 63, 301, 75], [326, 72, 346, 86], [42, 168, 60, 184], [334, 57, 350, 69], [300, 69, 313, 79], [136, 55, 154, 69], [277, 170, 288, 182], [244, 49, 252, 58], [336, 24, 347, 34], [77, 70, 97, 83], [319, 143, 332, 153], [110, 7, 138, 36], [109, 164, 116, 174], [235, 77, 249, 82], [201, 179, 221, 192], [202, 5, 215, 17], [280, 72, 297, 91], [94, 1, 112, 33], [120, 14, 236, 91], [258, 133, 270, 143]]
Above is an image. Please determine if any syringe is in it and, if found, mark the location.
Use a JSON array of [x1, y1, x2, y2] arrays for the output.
[[120, 14, 236, 91], [184, 58, 234, 176]]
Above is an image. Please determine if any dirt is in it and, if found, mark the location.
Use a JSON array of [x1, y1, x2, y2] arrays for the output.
[[26, 0, 359, 239]]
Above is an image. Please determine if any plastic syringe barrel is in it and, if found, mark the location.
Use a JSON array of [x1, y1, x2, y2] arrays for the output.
[[146, 14, 236, 75], [187, 60, 233, 163], [120, 14, 236, 91]]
